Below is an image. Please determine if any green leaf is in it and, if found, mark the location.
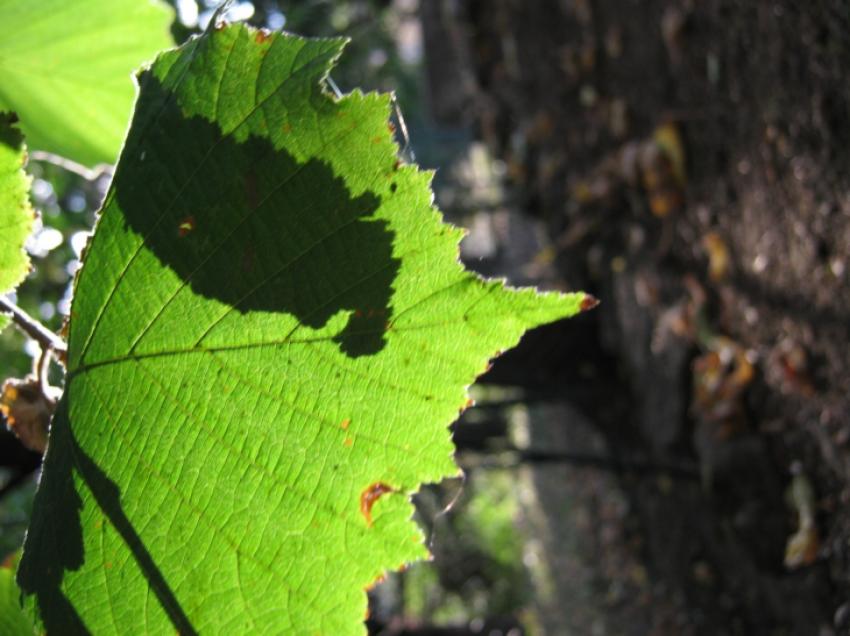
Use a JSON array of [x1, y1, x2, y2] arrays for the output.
[[0, 113, 33, 295], [19, 25, 588, 634], [0, 0, 174, 167], [0, 566, 33, 636]]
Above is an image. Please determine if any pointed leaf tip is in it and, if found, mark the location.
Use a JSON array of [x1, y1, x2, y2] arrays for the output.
[[580, 293, 600, 311]]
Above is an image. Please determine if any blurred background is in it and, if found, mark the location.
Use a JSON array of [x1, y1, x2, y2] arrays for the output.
[[3, 1, 850, 634]]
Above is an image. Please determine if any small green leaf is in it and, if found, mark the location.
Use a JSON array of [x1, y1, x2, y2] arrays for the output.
[[19, 25, 587, 634], [0, 0, 174, 166], [0, 112, 33, 295]]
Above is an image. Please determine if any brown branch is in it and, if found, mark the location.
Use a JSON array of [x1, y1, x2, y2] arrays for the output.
[[0, 295, 66, 355]]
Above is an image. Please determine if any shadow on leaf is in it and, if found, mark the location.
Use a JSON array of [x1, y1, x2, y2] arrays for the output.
[[17, 400, 197, 635], [115, 75, 398, 358]]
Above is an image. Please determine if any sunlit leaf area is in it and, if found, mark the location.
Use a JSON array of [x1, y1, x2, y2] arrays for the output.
[[0, 1, 585, 633]]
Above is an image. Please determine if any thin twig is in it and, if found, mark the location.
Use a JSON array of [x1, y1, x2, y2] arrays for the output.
[[391, 94, 415, 162], [0, 296, 66, 355], [35, 345, 55, 400], [28, 150, 111, 181], [325, 75, 344, 100]]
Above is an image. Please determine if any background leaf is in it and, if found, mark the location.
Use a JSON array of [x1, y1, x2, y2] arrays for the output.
[[18, 25, 587, 634], [0, 0, 174, 167], [0, 113, 33, 296]]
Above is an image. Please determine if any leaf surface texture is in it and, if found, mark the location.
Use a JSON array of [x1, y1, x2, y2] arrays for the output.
[[19, 25, 586, 634]]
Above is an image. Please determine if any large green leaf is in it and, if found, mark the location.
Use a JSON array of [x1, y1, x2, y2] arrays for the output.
[[0, 566, 33, 636], [0, 113, 33, 295], [18, 25, 588, 634], [0, 0, 174, 167]]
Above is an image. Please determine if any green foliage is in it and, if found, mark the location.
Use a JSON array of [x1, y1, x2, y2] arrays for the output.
[[0, 114, 32, 296], [404, 472, 530, 624], [0, 8, 588, 635], [0, 0, 174, 166], [0, 566, 31, 636]]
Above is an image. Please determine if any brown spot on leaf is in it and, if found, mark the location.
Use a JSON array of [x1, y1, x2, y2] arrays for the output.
[[255, 29, 272, 44], [365, 574, 386, 591], [360, 482, 395, 527], [580, 294, 600, 311], [388, 121, 396, 134], [282, 122, 292, 133], [177, 216, 196, 237], [340, 418, 351, 431], [343, 437, 353, 447], [372, 135, 383, 144]]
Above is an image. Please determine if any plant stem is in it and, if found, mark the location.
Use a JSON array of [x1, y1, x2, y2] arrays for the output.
[[0, 295, 66, 355], [28, 150, 111, 181]]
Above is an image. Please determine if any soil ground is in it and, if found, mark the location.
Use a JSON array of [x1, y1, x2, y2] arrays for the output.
[[420, 1, 850, 634]]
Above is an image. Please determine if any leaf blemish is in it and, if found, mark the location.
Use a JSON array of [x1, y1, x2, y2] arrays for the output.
[[340, 418, 350, 431], [365, 574, 386, 591], [343, 437, 353, 447], [360, 482, 395, 527], [255, 29, 272, 44], [177, 216, 195, 237], [282, 122, 292, 133], [390, 182, 398, 193]]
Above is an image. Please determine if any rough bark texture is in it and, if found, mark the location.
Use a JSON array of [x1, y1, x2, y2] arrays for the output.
[[422, 1, 850, 633]]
